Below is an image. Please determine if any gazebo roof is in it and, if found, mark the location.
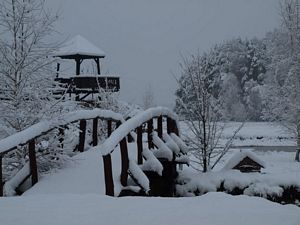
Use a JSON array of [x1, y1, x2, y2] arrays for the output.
[[54, 35, 106, 59]]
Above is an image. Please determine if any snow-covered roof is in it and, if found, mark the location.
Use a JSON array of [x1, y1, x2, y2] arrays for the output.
[[54, 35, 106, 58], [223, 150, 265, 170]]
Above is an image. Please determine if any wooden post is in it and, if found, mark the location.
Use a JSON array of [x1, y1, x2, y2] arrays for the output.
[[78, 119, 86, 152], [102, 154, 114, 196], [95, 58, 101, 75], [167, 117, 177, 134], [120, 138, 129, 186], [75, 58, 81, 75], [147, 119, 154, 149], [137, 126, 143, 165], [92, 118, 98, 147], [107, 120, 112, 137], [157, 116, 163, 138], [28, 139, 38, 186], [0, 155, 3, 197]]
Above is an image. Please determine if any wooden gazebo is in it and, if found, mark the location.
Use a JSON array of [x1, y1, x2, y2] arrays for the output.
[[53, 35, 120, 101]]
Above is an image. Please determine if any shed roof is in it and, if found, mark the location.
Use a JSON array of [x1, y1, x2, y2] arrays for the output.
[[54, 35, 106, 58], [223, 150, 265, 170]]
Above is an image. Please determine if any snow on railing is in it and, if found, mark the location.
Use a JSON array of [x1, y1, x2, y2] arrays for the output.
[[97, 107, 178, 156], [96, 107, 180, 197], [0, 109, 124, 155], [0, 109, 124, 197]]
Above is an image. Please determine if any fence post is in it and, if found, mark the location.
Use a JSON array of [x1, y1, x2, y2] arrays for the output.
[[102, 154, 114, 196], [92, 118, 98, 147], [137, 126, 143, 165], [0, 155, 3, 197], [147, 119, 154, 149], [120, 138, 129, 186], [157, 116, 163, 138], [28, 139, 38, 186], [78, 119, 86, 152]]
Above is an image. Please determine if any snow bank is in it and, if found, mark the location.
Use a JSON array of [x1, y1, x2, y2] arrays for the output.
[[0, 109, 124, 154], [1, 193, 299, 225], [98, 107, 178, 155], [4, 163, 30, 196], [244, 183, 284, 198], [177, 169, 300, 198]]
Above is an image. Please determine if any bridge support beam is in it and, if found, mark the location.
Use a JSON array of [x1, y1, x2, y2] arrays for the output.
[[78, 120, 87, 152], [28, 139, 38, 186], [103, 154, 114, 196], [120, 138, 129, 186]]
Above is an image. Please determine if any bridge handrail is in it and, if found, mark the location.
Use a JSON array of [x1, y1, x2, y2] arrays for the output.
[[97, 107, 180, 196], [0, 108, 124, 196], [0, 109, 124, 155], [97, 107, 178, 156]]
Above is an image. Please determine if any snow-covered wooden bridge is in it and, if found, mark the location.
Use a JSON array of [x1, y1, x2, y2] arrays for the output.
[[0, 107, 188, 197]]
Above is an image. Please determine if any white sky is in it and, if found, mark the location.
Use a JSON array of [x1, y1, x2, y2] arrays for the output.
[[47, 0, 279, 108]]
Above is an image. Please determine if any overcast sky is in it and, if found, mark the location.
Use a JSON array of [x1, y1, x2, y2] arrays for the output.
[[47, 0, 279, 108]]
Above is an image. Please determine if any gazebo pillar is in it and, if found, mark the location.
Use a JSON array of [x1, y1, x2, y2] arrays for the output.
[[95, 58, 101, 75], [75, 58, 81, 75]]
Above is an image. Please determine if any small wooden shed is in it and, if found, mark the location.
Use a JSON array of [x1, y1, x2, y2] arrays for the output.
[[223, 150, 265, 173]]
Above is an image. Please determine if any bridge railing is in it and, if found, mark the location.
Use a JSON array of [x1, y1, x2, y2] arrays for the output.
[[0, 109, 124, 196], [96, 107, 179, 196]]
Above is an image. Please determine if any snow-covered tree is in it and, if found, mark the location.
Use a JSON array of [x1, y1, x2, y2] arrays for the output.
[[0, 0, 78, 193], [262, 0, 300, 161], [0, 0, 60, 134], [175, 52, 243, 172]]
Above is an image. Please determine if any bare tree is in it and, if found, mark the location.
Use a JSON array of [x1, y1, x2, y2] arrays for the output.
[[175, 53, 243, 172]]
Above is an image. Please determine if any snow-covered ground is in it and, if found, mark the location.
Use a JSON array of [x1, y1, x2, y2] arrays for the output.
[[1, 121, 300, 225], [180, 122, 296, 146], [1, 193, 299, 225]]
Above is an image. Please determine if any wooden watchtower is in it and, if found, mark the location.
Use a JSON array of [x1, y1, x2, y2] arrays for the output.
[[53, 35, 120, 101]]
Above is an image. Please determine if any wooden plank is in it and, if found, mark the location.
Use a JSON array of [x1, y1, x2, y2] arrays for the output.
[[78, 119, 86, 152], [0, 155, 3, 197], [28, 139, 38, 186], [107, 120, 112, 137], [119, 138, 129, 186], [136, 126, 143, 165], [92, 118, 98, 146], [147, 119, 154, 149], [102, 154, 114, 196], [157, 116, 163, 138]]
